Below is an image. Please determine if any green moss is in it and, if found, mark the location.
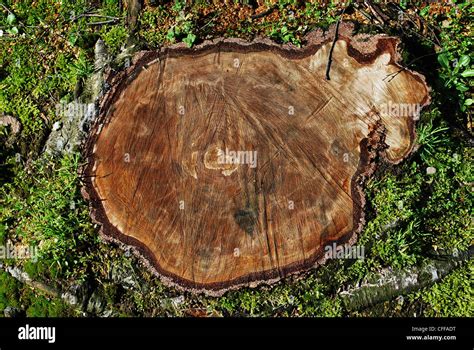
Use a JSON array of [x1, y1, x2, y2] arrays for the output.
[[23, 260, 61, 282], [101, 26, 129, 55], [104, 283, 121, 305], [0, 272, 21, 312], [25, 292, 72, 317], [138, 6, 171, 47], [408, 262, 474, 317], [214, 275, 343, 317], [0, 271, 73, 317], [0, 154, 97, 282]]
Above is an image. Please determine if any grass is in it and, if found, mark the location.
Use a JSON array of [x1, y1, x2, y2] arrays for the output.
[[0, 1, 472, 317], [0, 154, 98, 284]]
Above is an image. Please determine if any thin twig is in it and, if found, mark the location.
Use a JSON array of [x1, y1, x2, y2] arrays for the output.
[[400, 5, 442, 47], [69, 6, 97, 22], [0, 3, 14, 15], [383, 48, 457, 82], [365, 0, 389, 24], [74, 13, 120, 21], [250, 6, 276, 20], [199, 12, 219, 31], [353, 3, 384, 31], [326, 3, 350, 81], [353, 4, 372, 21], [87, 19, 120, 26]]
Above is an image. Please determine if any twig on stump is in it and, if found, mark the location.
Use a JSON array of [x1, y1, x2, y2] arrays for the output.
[[326, 4, 350, 81]]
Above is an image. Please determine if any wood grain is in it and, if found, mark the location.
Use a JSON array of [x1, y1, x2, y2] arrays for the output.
[[82, 24, 430, 295]]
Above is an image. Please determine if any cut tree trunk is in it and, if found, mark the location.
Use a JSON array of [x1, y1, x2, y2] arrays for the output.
[[82, 23, 430, 295]]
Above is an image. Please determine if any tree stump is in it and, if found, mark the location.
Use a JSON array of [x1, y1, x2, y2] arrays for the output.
[[82, 23, 430, 295]]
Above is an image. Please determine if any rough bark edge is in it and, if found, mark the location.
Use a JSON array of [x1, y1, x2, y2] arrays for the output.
[[80, 22, 431, 296]]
